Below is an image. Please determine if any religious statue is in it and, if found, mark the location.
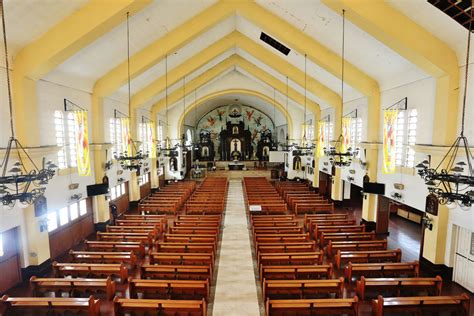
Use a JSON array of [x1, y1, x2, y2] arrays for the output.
[[293, 155, 302, 171]]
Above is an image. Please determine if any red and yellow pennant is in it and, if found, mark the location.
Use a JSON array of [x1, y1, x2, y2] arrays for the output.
[[383, 110, 399, 174], [74, 111, 91, 176], [341, 117, 351, 153], [317, 121, 326, 158]]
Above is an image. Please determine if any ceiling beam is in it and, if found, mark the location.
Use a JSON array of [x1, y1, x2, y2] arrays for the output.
[[236, 1, 380, 142], [322, 0, 459, 145], [12, 0, 152, 146], [150, 54, 320, 118], [130, 32, 339, 131]]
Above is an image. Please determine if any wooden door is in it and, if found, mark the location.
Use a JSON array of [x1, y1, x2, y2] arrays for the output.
[[376, 195, 390, 235], [0, 227, 21, 294]]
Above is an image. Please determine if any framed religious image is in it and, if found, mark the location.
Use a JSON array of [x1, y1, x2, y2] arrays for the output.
[[34, 195, 48, 217], [425, 194, 439, 216]]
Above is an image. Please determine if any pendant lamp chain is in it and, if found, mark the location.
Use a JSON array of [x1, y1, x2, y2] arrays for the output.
[[1, 0, 14, 138]]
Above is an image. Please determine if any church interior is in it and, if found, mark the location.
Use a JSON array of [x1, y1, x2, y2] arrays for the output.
[[0, 0, 474, 315]]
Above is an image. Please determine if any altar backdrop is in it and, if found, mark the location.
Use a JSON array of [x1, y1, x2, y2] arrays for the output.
[[196, 104, 275, 147]]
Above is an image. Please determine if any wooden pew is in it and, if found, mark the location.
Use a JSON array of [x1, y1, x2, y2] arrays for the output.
[[52, 262, 128, 284], [149, 252, 214, 267], [140, 264, 212, 281], [344, 261, 420, 282], [168, 227, 219, 235], [114, 297, 206, 316], [252, 221, 299, 228], [84, 240, 145, 257], [156, 242, 215, 254], [96, 231, 155, 246], [69, 250, 137, 267], [254, 227, 304, 235], [314, 225, 365, 240], [260, 264, 334, 283], [335, 249, 402, 269], [30, 276, 116, 301], [258, 251, 324, 267], [320, 231, 375, 246], [304, 214, 348, 231], [326, 240, 387, 258], [356, 275, 443, 300], [308, 219, 356, 234], [371, 294, 470, 316], [0, 295, 100, 316], [164, 234, 217, 245], [163, 233, 217, 244], [128, 278, 209, 301], [265, 297, 359, 316], [255, 234, 309, 244], [263, 278, 345, 300], [256, 242, 316, 254], [106, 224, 160, 236], [294, 203, 334, 215]]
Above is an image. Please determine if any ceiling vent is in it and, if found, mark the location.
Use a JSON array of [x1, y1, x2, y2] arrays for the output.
[[428, 0, 473, 32], [260, 32, 291, 55]]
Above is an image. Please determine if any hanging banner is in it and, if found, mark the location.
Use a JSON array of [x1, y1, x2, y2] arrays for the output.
[[317, 121, 326, 158], [341, 117, 352, 152], [383, 110, 399, 174], [74, 111, 91, 176], [121, 118, 132, 156], [149, 121, 156, 158]]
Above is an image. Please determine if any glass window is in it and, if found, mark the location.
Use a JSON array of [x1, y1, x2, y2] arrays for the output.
[[121, 183, 126, 195], [67, 113, 77, 167], [0, 234, 4, 257], [59, 207, 69, 226], [54, 111, 67, 169], [405, 109, 418, 167], [110, 118, 117, 156], [79, 199, 87, 215], [111, 186, 117, 200], [395, 111, 405, 166], [47, 212, 58, 232], [70, 203, 78, 220]]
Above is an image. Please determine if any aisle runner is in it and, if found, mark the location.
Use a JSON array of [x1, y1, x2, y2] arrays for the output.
[[212, 179, 260, 315]]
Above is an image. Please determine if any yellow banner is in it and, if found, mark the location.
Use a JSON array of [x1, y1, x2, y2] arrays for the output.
[[317, 121, 326, 158], [383, 110, 399, 174], [149, 121, 156, 158], [121, 118, 132, 156], [341, 117, 351, 153], [74, 111, 91, 176]]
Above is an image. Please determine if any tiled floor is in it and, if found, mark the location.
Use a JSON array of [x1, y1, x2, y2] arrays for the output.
[[212, 179, 261, 316]]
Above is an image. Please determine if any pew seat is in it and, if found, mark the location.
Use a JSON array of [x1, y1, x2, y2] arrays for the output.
[[371, 294, 470, 316], [0, 295, 100, 316], [114, 297, 206, 316], [52, 262, 128, 284], [263, 278, 345, 299], [344, 261, 420, 282], [129, 278, 209, 301], [260, 264, 334, 283], [265, 297, 359, 316], [140, 264, 212, 281], [356, 276, 443, 300], [335, 249, 402, 269]]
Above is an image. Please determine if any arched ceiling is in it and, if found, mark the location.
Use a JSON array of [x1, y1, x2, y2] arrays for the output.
[[4, 0, 469, 122]]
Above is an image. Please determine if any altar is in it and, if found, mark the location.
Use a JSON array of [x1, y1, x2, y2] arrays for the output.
[[228, 161, 245, 170]]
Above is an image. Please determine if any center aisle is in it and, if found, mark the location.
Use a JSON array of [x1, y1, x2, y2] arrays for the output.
[[212, 179, 261, 315]]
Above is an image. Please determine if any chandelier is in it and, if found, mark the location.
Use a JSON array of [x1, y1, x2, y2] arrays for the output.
[[115, 12, 146, 172], [416, 14, 473, 209], [0, 1, 56, 207], [325, 10, 358, 168]]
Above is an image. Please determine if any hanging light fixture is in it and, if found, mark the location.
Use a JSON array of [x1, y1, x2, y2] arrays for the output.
[[416, 13, 474, 209], [114, 12, 147, 171], [0, 1, 57, 207], [325, 9, 358, 167]]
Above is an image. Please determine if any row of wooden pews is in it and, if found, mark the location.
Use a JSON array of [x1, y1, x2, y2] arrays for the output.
[[1, 210, 220, 315], [275, 181, 334, 215], [250, 214, 359, 315], [251, 210, 471, 315], [243, 177, 287, 214], [185, 177, 228, 215], [138, 181, 196, 214]]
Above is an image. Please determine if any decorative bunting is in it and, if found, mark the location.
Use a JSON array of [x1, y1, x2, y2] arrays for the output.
[[383, 110, 399, 174], [73, 111, 91, 176], [317, 121, 326, 158], [121, 118, 132, 156], [341, 117, 352, 153]]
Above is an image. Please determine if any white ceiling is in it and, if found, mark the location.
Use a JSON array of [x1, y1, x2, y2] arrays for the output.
[[1, 0, 88, 66], [4, 0, 469, 117]]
